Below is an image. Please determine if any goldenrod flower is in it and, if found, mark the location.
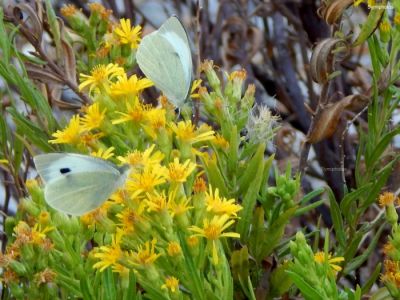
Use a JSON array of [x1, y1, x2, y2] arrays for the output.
[[130, 239, 161, 266], [31, 224, 55, 245], [35, 268, 56, 285], [190, 79, 202, 99], [145, 108, 167, 130], [114, 19, 142, 49], [193, 177, 207, 193], [169, 196, 193, 217], [116, 207, 144, 234], [112, 101, 149, 125], [145, 190, 169, 213], [161, 276, 179, 293], [127, 165, 166, 195], [60, 4, 79, 17], [205, 186, 242, 217], [93, 230, 124, 272], [117, 144, 164, 169], [314, 251, 344, 272], [379, 192, 397, 207], [167, 242, 182, 257], [49, 115, 81, 145], [170, 120, 215, 145], [213, 134, 229, 149], [189, 215, 240, 264], [81, 103, 107, 131], [91, 147, 115, 160], [110, 74, 153, 98], [79, 64, 124, 94], [164, 158, 197, 183], [80, 132, 104, 146]]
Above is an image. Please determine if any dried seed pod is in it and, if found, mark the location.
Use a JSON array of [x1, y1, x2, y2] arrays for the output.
[[306, 94, 369, 143], [319, 0, 354, 25], [310, 38, 349, 84]]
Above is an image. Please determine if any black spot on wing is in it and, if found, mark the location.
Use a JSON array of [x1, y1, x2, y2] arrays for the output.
[[60, 168, 71, 174]]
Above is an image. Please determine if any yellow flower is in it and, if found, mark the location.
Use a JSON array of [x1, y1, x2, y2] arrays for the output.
[[60, 4, 79, 17], [91, 147, 115, 160], [213, 134, 230, 149], [161, 276, 179, 293], [79, 63, 125, 94], [193, 177, 207, 193], [169, 196, 193, 217], [144, 108, 167, 131], [190, 79, 202, 99], [205, 186, 242, 217], [114, 19, 142, 49], [130, 239, 161, 266], [314, 251, 344, 272], [378, 192, 397, 207], [80, 132, 104, 147], [167, 242, 182, 257], [189, 214, 240, 264], [112, 101, 149, 125], [164, 158, 197, 183], [127, 165, 167, 196], [117, 144, 164, 169], [31, 224, 55, 245], [49, 115, 81, 145], [93, 230, 124, 272], [145, 190, 169, 213], [170, 120, 215, 145], [81, 103, 107, 131], [116, 207, 144, 234], [110, 74, 153, 98]]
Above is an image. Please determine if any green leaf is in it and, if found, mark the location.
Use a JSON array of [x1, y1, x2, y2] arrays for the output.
[[0, 8, 11, 63], [295, 199, 324, 217], [80, 276, 95, 300], [361, 160, 396, 210], [255, 206, 297, 261], [286, 271, 323, 300], [178, 231, 205, 300], [365, 127, 400, 169], [236, 144, 266, 241], [300, 188, 325, 205], [103, 268, 117, 300], [361, 263, 381, 295], [227, 125, 238, 176], [7, 108, 54, 152], [353, 2, 386, 46], [344, 224, 384, 274], [201, 155, 229, 197], [340, 184, 372, 222], [237, 143, 266, 196], [327, 187, 346, 248]]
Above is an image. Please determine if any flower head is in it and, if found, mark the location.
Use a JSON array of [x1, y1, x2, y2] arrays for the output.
[[189, 214, 240, 264], [81, 103, 107, 131], [314, 251, 344, 273], [93, 230, 124, 272], [379, 192, 397, 207], [114, 19, 142, 49], [130, 239, 161, 266], [49, 115, 82, 145], [161, 276, 179, 293], [164, 158, 197, 183], [110, 74, 153, 98], [170, 120, 215, 145], [205, 186, 242, 217], [79, 64, 124, 94]]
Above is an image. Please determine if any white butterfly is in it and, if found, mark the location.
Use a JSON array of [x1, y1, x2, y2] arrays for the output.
[[136, 16, 193, 108], [33, 153, 129, 216]]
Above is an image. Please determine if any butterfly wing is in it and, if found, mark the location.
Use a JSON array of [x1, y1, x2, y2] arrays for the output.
[[44, 171, 121, 215], [136, 16, 192, 107], [34, 153, 120, 183], [34, 153, 127, 215]]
